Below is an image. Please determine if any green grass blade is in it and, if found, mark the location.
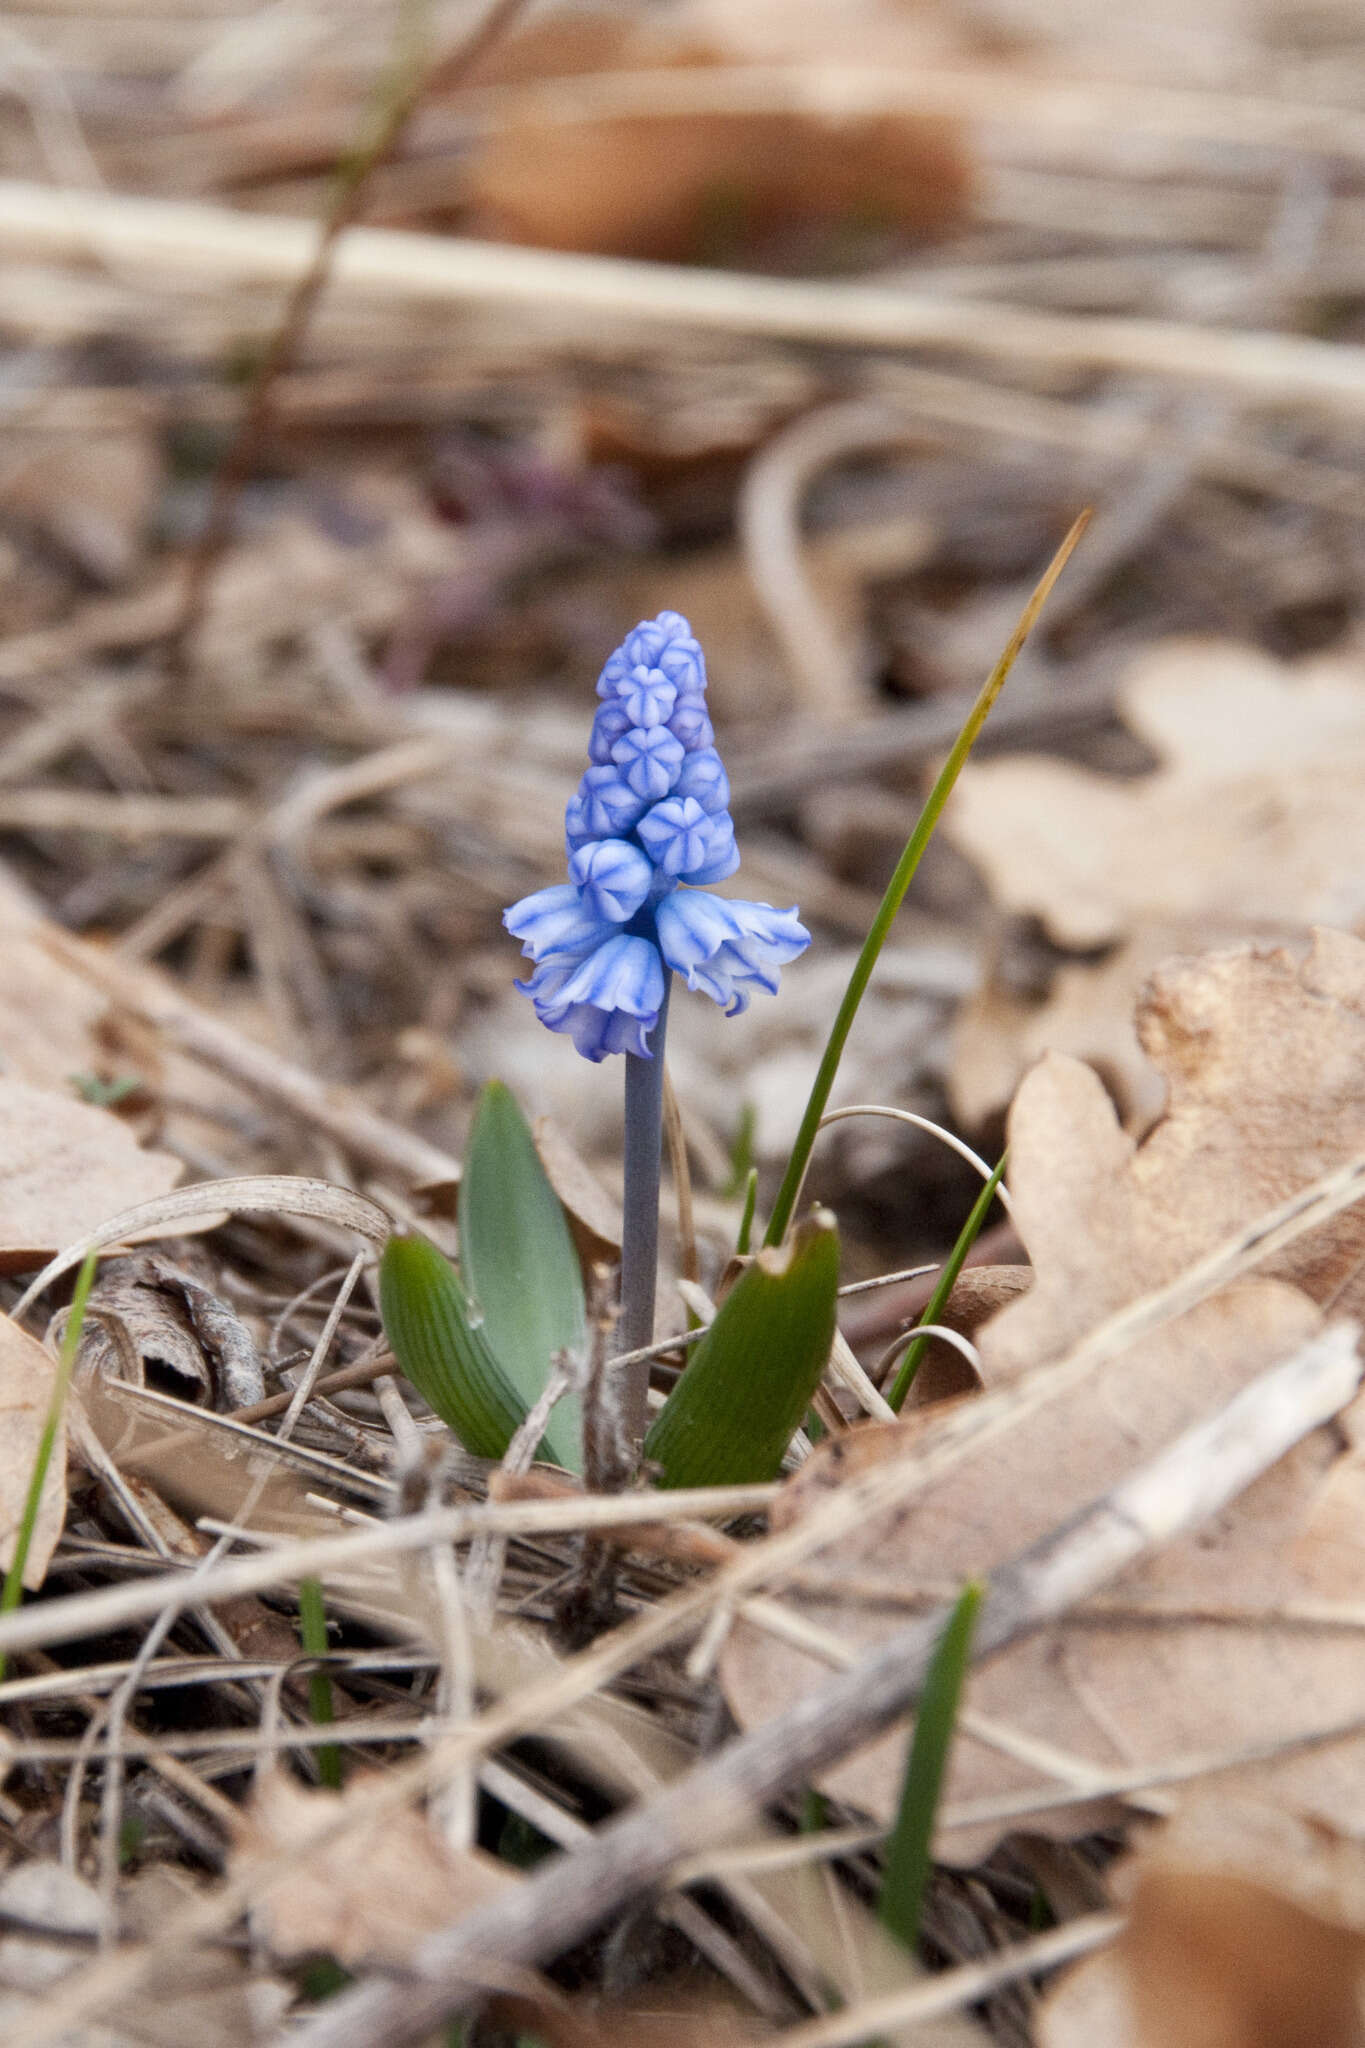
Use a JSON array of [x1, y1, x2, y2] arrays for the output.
[[763, 513, 1089, 1249], [879, 1580, 983, 1955], [297, 1576, 341, 1790], [460, 1080, 583, 1471], [887, 1154, 1007, 1411], [380, 1232, 566, 1466], [0, 1250, 97, 1682], [644, 1210, 839, 1487]]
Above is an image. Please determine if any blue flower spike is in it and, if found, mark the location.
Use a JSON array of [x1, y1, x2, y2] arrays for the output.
[[505, 611, 809, 1064], [504, 611, 809, 1432]]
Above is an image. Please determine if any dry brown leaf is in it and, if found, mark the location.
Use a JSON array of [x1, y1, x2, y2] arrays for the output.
[[947, 640, 1365, 950], [2, 430, 161, 585], [949, 923, 1225, 1134], [233, 1770, 516, 1971], [0, 1078, 182, 1271], [0, 1858, 289, 2045], [77, 1255, 266, 1410], [945, 639, 1365, 1124], [722, 931, 1365, 1853], [989, 929, 1365, 1353], [899, 1264, 1031, 1410], [0, 1315, 66, 1590], [463, 15, 968, 263], [1040, 1800, 1365, 2048], [533, 1113, 622, 1265]]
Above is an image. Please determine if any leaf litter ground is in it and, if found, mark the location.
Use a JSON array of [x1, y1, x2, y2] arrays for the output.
[[7, 1, 1365, 2043]]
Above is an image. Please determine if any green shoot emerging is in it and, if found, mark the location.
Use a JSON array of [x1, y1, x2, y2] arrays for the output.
[[879, 1580, 983, 1955]]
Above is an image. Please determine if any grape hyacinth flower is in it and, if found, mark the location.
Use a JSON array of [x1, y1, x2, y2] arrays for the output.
[[504, 612, 809, 1427], [505, 611, 809, 1062]]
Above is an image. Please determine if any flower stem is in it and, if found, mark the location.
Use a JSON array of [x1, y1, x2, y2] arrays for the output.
[[619, 975, 671, 1442]]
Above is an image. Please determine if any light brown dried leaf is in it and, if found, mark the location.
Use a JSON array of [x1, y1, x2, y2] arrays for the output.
[[1040, 1800, 1365, 2048], [0, 1859, 289, 2046], [2, 430, 161, 584], [0, 1079, 182, 1272], [464, 17, 968, 263], [722, 931, 1365, 1853], [949, 924, 1214, 1134], [534, 1114, 622, 1265], [0, 1316, 66, 1590], [945, 640, 1365, 1124], [947, 640, 1365, 951], [234, 1770, 516, 1970]]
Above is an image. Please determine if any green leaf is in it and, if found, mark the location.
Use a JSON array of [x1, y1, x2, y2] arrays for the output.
[[380, 1232, 558, 1465], [297, 1576, 341, 1790], [460, 1080, 583, 1470], [644, 1210, 840, 1488], [879, 1580, 983, 1955]]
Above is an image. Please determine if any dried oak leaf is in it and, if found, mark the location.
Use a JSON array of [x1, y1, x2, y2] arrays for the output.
[[0, 1078, 182, 1270], [721, 931, 1365, 1856], [944, 639, 1365, 1124], [1040, 1799, 1365, 2048], [949, 919, 1243, 1134], [233, 1771, 516, 1971], [0, 1859, 288, 2045], [947, 640, 1365, 950], [0, 1316, 67, 1590], [462, 14, 968, 264]]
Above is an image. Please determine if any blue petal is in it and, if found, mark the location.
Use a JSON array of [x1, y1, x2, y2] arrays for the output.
[[637, 797, 736, 881], [656, 892, 809, 1014], [610, 725, 684, 803], [504, 883, 614, 962], [681, 812, 741, 884], [565, 765, 646, 848], [548, 999, 655, 1062], [555, 933, 665, 1018], [568, 838, 654, 922], [618, 665, 677, 728], [668, 700, 714, 750], [672, 747, 729, 813], [588, 700, 633, 763]]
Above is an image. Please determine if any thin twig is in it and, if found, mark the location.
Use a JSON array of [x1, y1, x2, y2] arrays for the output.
[[12, 178, 1365, 414], [733, 1912, 1122, 2048], [169, 0, 532, 654]]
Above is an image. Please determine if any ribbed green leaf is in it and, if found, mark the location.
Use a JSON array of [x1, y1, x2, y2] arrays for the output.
[[460, 1080, 583, 1471], [644, 1210, 840, 1488], [380, 1232, 549, 1464]]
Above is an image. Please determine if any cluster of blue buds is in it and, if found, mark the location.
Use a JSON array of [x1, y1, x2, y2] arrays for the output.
[[505, 612, 810, 1061]]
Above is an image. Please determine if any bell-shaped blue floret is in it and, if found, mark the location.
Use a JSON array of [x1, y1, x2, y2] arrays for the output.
[[565, 765, 646, 849], [656, 891, 810, 1016], [610, 725, 684, 803], [588, 699, 633, 763], [524, 934, 666, 1062], [504, 881, 613, 963], [568, 838, 654, 923], [637, 797, 739, 883], [617, 666, 677, 729], [672, 747, 729, 812], [668, 699, 714, 752]]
